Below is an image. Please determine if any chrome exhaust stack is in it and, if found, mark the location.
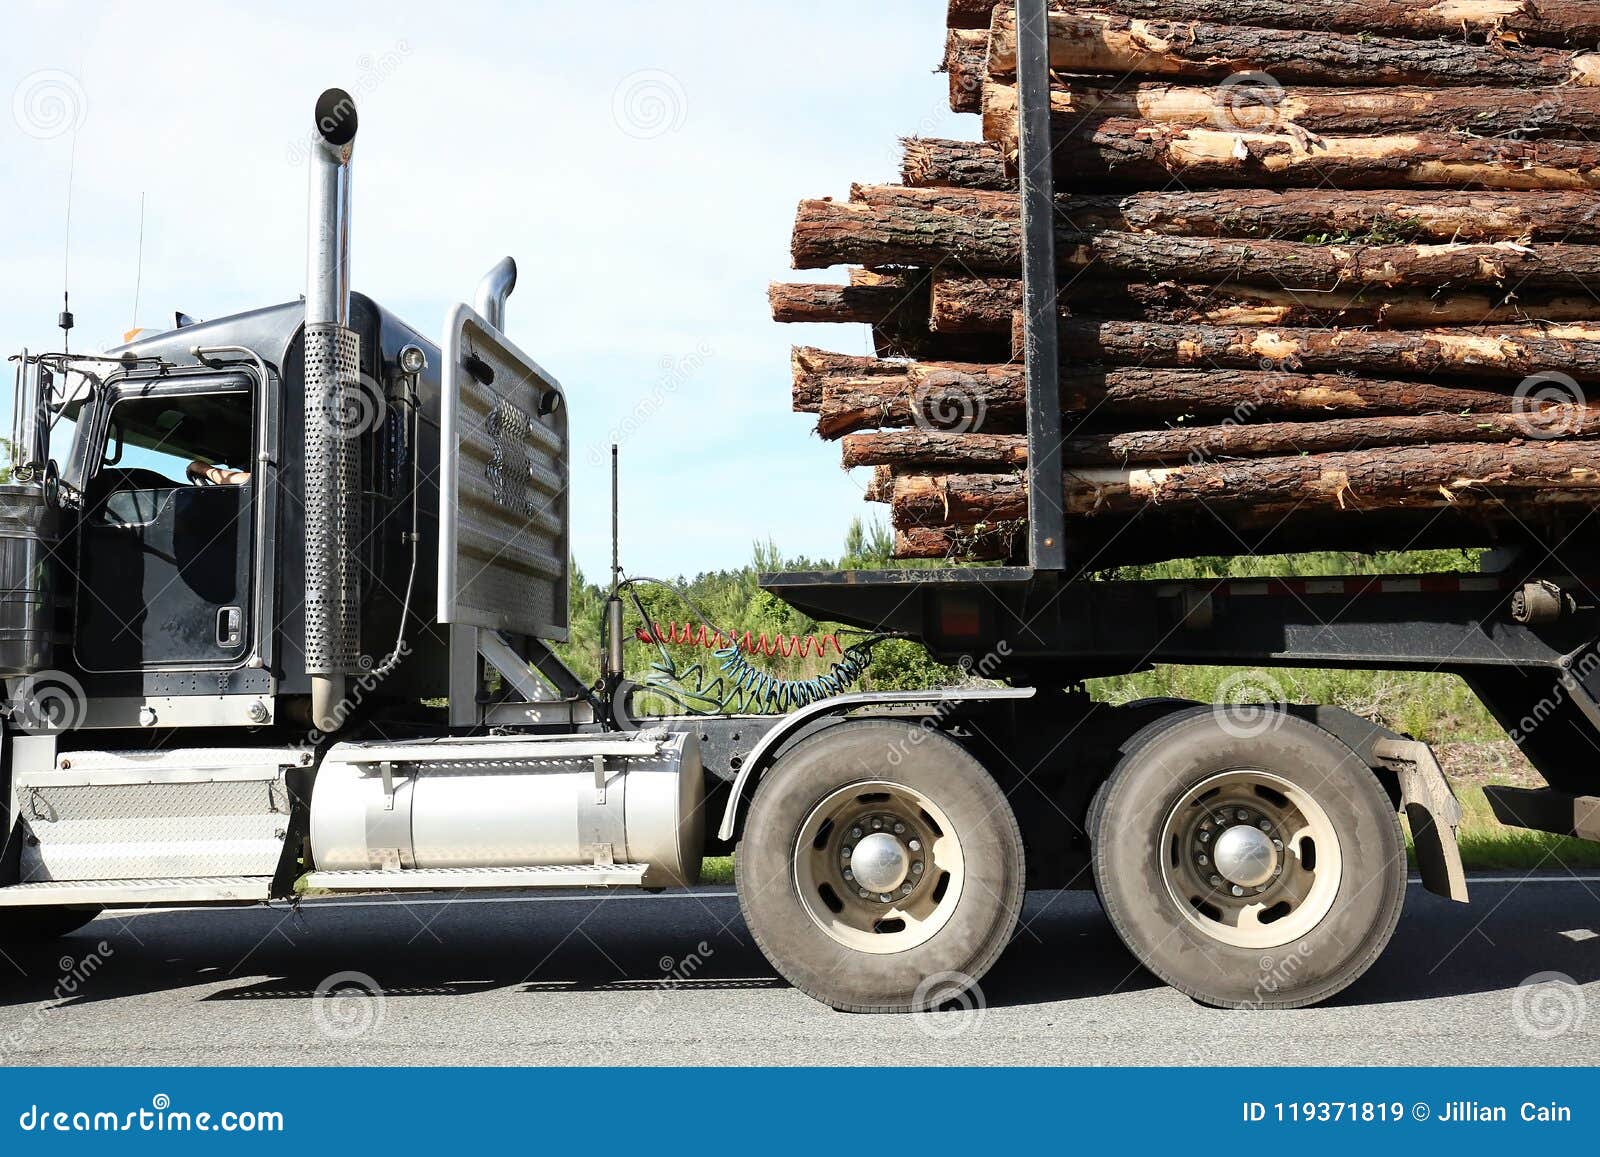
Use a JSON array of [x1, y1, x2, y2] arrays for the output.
[[474, 257, 517, 331], [303, 88, 362, 731]]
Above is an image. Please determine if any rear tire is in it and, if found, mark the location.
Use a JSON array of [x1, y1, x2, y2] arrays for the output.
[[0, 906, 101, 946], [736, 720, 1024, 1012], [1092, 707, 1405, 1009]]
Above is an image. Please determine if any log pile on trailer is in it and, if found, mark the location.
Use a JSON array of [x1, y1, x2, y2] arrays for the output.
[[771, 0, 1600, 565]]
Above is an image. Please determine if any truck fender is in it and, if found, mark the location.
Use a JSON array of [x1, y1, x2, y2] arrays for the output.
[[714, 686, 1035, 842]]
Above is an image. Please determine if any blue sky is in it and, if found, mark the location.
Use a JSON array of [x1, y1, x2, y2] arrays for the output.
[[0, 0, 971, 579]]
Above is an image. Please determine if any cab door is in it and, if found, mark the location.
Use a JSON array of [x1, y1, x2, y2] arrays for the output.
[[74, 377, 257, 673]]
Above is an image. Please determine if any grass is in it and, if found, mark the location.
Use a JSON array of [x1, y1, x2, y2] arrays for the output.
[[701, 856, 735, 885]]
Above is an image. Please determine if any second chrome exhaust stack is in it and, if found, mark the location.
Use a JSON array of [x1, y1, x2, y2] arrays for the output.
[[475, 256, 517, 331]]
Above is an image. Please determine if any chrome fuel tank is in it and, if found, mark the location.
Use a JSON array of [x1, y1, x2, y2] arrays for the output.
[[309, 729, 704, 887]]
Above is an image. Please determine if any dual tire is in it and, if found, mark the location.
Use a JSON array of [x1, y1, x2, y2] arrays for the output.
[[1092, 707, 1407, 1008], [737, 707, 1407, 1012]]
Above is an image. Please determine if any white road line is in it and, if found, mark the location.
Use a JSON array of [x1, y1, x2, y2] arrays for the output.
[[99, 875, 1600, 917], [105, 891, 740, 915], [1432, 875, 1600, 885]]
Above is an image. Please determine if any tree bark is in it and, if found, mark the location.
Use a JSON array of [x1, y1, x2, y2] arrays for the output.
[[794, 198, 1600, 292], [769, 278, 919, 325], [1057, 440, 1600, 516], [1048, 319, 1600, 379], [931, 274, 1600, 332], [888, 441, 1600, 526], [893, 525, 1020, 561], [905, 121, 1600, 193], [842, 408, 1599, 469], [987, 9, 1600, 88], [852, 182, 1600, 243], [944, 29, 988, 114], [805, 357, 1533, 437], [794, 192, 1600, 276], [901, 138, 1010, 191], [953, 0, 1600, 45], [983, 80, 1600, 144], [791, 345, 909, 413]]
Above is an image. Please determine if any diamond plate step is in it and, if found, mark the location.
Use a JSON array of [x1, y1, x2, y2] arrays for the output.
[[302, 863, 650, 892], [0, 876, 272, 906]]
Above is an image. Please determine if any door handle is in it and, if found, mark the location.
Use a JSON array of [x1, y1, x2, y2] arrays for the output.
[[216, 605, 243, 648]]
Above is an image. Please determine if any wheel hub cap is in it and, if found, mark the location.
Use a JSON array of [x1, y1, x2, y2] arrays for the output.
[[1212, 822, 1277, 887], [849, 831, 910, 894]]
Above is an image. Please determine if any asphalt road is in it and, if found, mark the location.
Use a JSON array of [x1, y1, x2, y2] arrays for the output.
[[1, 876, 1597, 1065]]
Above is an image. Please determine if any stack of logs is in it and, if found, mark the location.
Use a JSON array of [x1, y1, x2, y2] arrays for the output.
[[770, 0, 1600, 566]]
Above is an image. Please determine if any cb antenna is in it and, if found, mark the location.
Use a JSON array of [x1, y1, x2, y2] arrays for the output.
[[602, 443, 627, 722], [59, 127, 80, 355], [130, 191, 146, 330]]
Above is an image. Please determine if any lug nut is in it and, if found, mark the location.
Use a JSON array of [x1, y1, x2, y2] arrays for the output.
[[1235, 809, 1249, 821], [908, 839, 922, 852], [858, 889, 870, 899], [902, 884, 914, 895], [1198, 831, 1211, 843], [1271, 839, 1282, 849], [843, 870, 854, 881], [1209, 874, 1222, 887], [893, 823, 905, 834], [1258, 820, 1271, 831], [879, 893, 892, 902], [871, 819, 883, 830], [911, 862, 924, 875], [851, 827, 862, 839], [1197, 854, 1209, 866], [1230, 884, 1244, 896]]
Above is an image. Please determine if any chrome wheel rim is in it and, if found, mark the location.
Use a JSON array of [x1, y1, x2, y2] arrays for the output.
[[1158, 770, 1343, 949], [793, 780, 965, 954]]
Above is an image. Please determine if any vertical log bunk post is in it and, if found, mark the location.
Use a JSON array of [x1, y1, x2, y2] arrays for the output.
[[1017, 0, 1065, 572]]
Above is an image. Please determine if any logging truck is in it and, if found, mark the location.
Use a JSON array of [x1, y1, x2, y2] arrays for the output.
[[4, 55, 1600, 1014]]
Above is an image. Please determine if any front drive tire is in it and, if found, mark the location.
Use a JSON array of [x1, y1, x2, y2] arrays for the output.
[[1092, 708, 1405, 1009], [736, 720, 1025, 1012]]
